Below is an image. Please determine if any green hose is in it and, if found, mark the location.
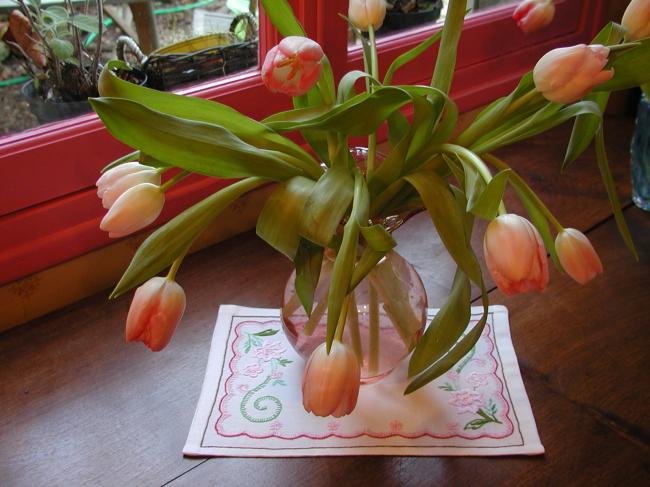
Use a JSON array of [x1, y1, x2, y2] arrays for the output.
[[1, 0, 219, 86]]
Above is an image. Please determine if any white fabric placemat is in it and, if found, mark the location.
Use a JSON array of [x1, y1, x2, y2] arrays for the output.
[[183, 305, 544, 457]]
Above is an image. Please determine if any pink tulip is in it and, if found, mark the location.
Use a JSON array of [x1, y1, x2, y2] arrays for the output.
[[126, 277, 186, 351], [348, 0, 387, 31], [533, 44, 614, 104], [483, 214, 549, 296], [261, 36, 324, 97], [99, 183, 164, 238], [302, 341, 360, 418], [555, 228, 603, 284], [96, 161, 160, 209], [622, 0, 650, 41], [512, 0, 555, 34]]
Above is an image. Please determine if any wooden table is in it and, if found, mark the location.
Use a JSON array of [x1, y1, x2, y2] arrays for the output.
[[1, 114, 648, 486]]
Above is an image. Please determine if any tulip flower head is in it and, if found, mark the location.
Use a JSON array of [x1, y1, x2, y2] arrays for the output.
[[99, 183, 165, 238], [126, 277, 186, 351], [348, 0, 387, 32], [512, 0, 555, 34], [622, 0, 650, 41], [533, 44, 614, 104], [302, 341, 361, 418], [261, 36, 324, 97], [555, 228, 603, 284], [96, 161, 161, 209], [483, 214, 549, 296]]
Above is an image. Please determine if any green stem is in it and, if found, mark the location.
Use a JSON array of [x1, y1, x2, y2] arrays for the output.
[[334, 295, 350, 342], [367, 24, 380, 177], [441, 144, 507, 215], [501, 88, 540, 118], [303, 294, 329, 336], [166, 244, 190, 281], [347, 292, 364, 365], [160, 170, 190, 192], [430, 0, 465, 94], [484, 153, 564, 231], [368, 284, 379, 375]]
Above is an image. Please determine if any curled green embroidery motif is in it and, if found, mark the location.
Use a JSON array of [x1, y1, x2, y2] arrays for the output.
[[240, 375, 282, 423]]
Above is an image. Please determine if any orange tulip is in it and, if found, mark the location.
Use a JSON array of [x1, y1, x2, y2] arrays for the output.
[[533, 44, 614, 104], [125, 277, 186, 351], [513, 0, 555, 34], [261, 36, 324, 97], [622, 0, 650, 41], [483, 214, 549, 296], [302, 341, 361, 418], [555, 228, 603, 284]]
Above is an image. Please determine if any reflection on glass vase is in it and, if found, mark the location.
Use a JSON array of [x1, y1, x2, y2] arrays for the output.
[[632, 93, 650, 211], [281, 250, 427, 384]]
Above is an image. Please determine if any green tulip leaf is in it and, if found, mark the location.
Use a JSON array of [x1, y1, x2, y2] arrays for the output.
[[293, 238, 324, 316], [111, 178, 266, 298], [404, 170, 482, 287], [384, 30, 442, 85], [90, 97, 303, 181], [300, 166, 354, 247], [596, 37, 650, 93], [468, 169, 511, 221], [408, 269, 471, 378], [256, 176, 315, 259]]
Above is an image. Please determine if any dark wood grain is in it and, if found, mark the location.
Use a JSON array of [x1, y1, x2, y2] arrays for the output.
[[1, 115, 647, 487]]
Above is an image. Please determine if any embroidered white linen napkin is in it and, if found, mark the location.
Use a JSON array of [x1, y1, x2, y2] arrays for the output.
[[183, 305, 544, 457]]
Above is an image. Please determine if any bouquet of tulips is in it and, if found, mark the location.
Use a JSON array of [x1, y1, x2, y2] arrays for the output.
[[92, 0, 649, 417]]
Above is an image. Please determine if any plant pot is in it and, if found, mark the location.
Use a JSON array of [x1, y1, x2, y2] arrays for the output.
[[21, 79, 92, 124], [383, 1, 444, 33], [632, 93, 650, 211], [282, 249, 427, 384]]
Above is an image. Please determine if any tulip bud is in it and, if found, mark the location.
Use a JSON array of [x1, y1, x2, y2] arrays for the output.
[[512, 0, 555, 34], [483, 214, 549, 296], [261, 36, 324, 97], [348, 0, 387, 31], [555, 228, 603, 284], [302, 341, 361, 418], [622, 0, 650, 41], [533, 44, 614, 104], [126, 277, 186, 351], [96, 161, 161, 209], [99, 183, 164, 238]]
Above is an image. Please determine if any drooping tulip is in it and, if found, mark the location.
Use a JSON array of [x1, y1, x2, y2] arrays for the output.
[[622, 0, 650, 41], [99, 183, 164, 238], [512, 0, 555, 34], [533, 44, 614, 104], [96, 161, 161, 209], [302, 341, 361, 418], [125, 277, 186, 351], [261, 36, 324, 97], [348, 0, 387, 31], [483, 214, 549, 296], [555, 228, 603, 284]]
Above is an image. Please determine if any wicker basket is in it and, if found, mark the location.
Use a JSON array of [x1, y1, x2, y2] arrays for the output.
[[117, 13, 258, 90]]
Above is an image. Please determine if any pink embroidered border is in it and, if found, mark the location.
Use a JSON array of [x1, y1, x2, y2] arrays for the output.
[[214, 316, 515, 442]]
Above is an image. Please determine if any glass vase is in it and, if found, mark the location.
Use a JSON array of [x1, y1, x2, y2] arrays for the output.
[[281, 250, 427, 384], [632, 94, 650, 211]]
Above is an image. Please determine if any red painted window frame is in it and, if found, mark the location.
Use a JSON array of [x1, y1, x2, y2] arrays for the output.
[[0, 0, 612, 285]]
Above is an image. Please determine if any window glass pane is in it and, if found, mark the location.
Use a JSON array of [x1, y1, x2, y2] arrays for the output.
[[348, 0, 516, 44], [0, 0, 258, 137]]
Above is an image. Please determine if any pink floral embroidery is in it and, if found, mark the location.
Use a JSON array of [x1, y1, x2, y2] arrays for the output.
[[389, 420, 403, 433], [270, 370, 283, 379], [327, 421, 340, 432], [467, 372, 489, 388], [449, 389, 484, 414], [446, 370, 460, 381], [237, 384, 250, 394], [270, 421, 283, 432], [243, 363, 264, 378], [471, 358, 487, 366], [253, 341, 286, 361], [447, 422, 461, 434]]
